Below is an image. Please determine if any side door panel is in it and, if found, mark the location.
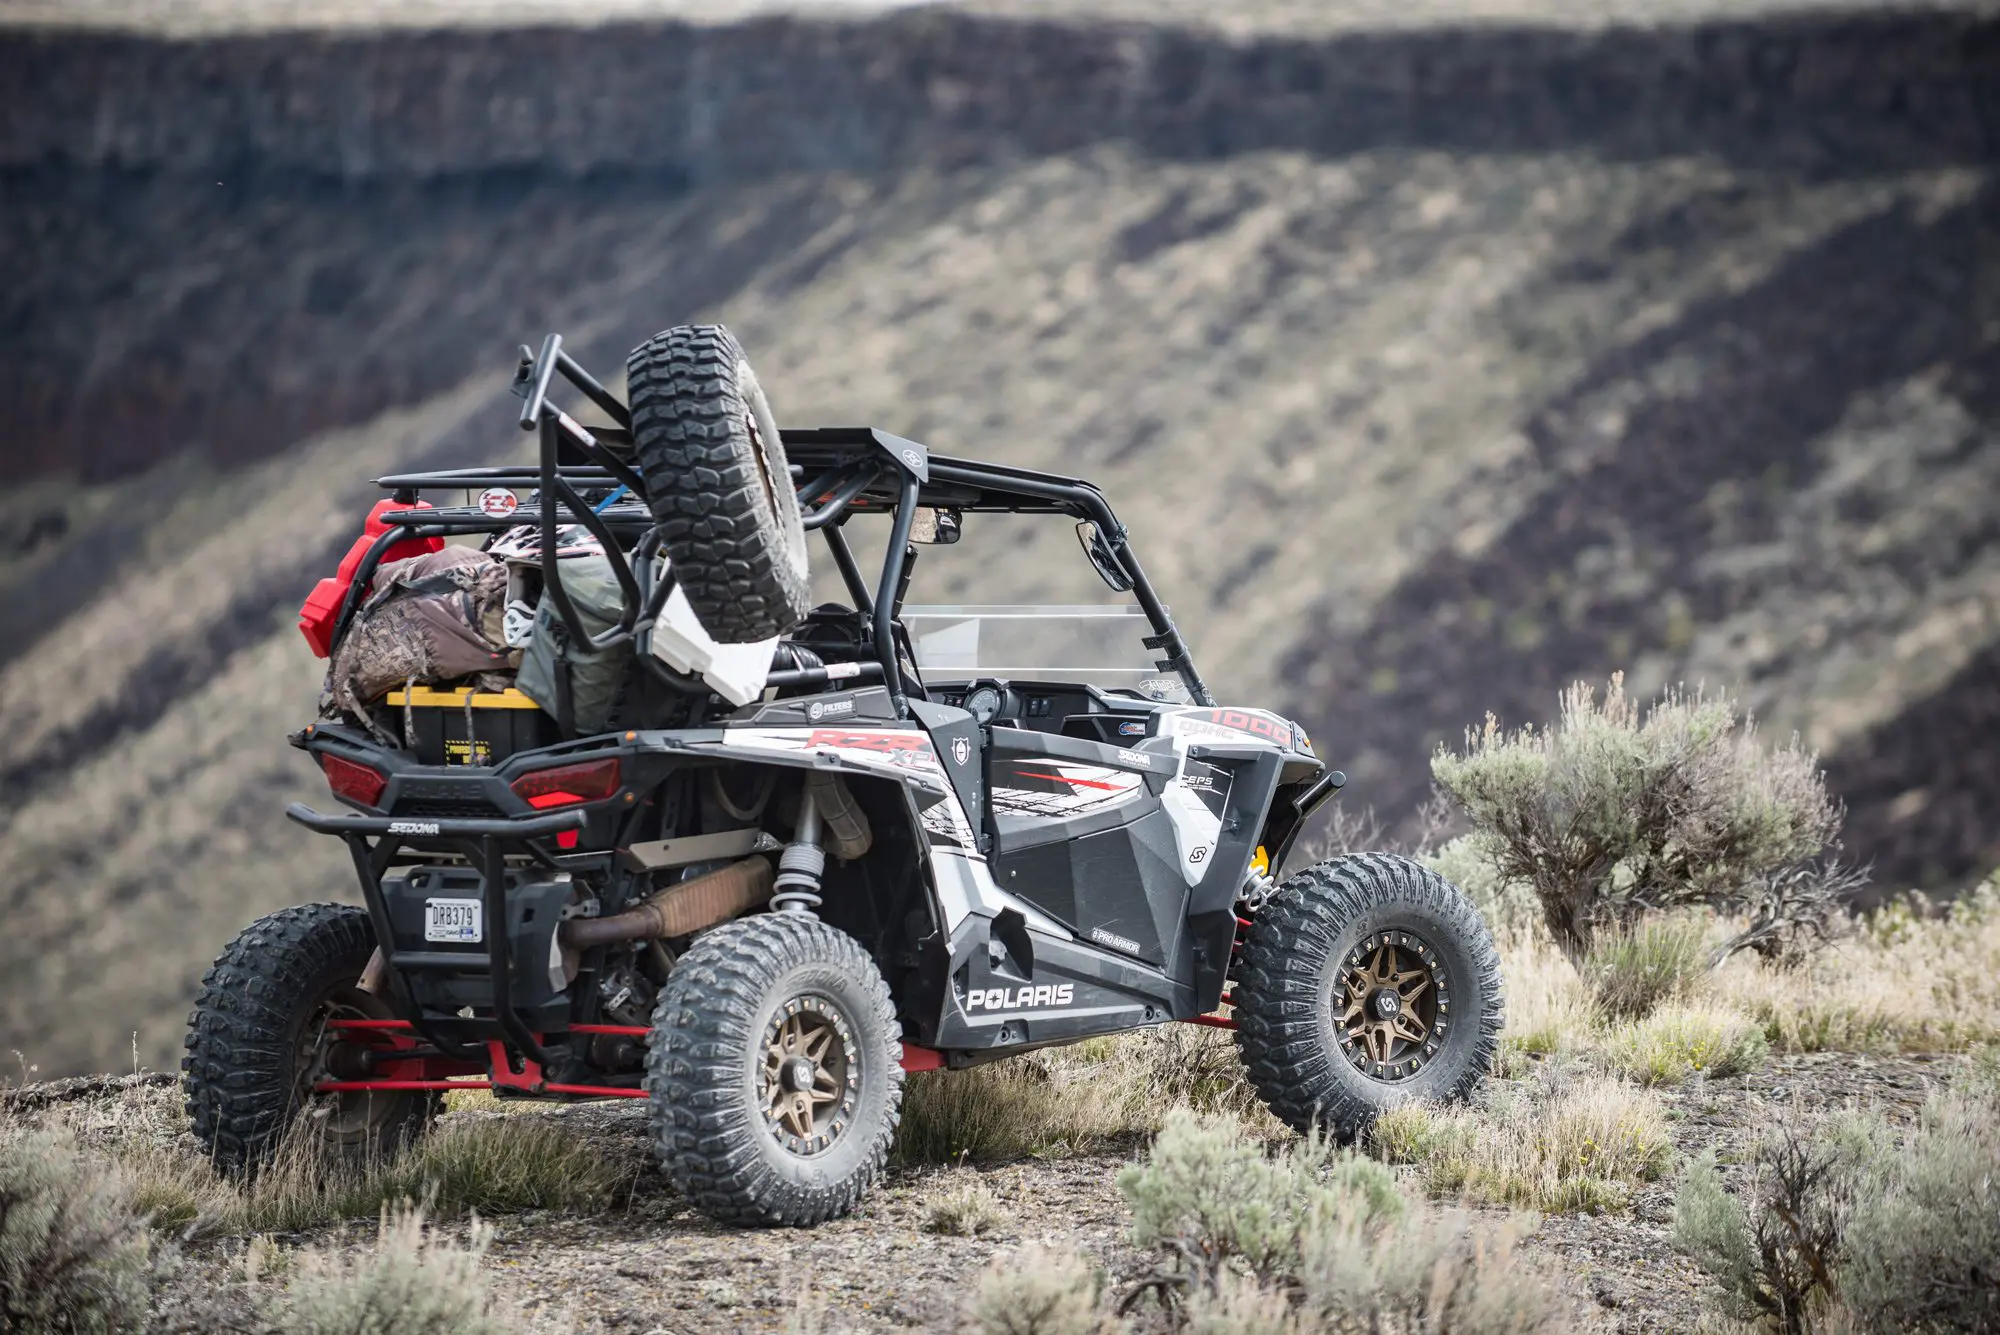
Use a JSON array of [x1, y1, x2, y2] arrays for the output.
[[984, 727, 1187, 968]]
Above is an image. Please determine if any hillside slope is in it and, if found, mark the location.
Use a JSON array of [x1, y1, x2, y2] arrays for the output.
[[1, 1, 1995, 1075]]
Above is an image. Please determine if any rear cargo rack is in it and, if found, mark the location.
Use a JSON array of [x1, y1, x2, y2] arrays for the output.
[[338, 333, 1215, 727]]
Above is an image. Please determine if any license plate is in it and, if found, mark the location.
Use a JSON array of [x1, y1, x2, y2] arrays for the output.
[[424, 898, 483, 943]]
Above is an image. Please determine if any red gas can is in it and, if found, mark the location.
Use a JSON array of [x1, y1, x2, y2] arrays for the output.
[[298, 499, 444, 657]]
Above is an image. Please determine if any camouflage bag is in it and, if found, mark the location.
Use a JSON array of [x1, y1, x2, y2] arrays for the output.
[[321, 546, 518, 740]]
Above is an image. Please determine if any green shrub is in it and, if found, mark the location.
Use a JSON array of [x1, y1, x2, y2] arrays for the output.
[[1118, 1110, 1402, 1292], [0, 1125, 151, 1334], [1300, 1209, 1564, 1334], [1673, 1118, 1876, 1334], [1836, 1064, 2000, 1333], [963, 1246, 1100, 1335], [284, 1206, 515, 1335], [1606, 1002, 1771, 1086], [1433, 675, 1845, 961]]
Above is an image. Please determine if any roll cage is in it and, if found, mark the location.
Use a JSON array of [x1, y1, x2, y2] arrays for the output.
[[335, 333, 1214, 727]]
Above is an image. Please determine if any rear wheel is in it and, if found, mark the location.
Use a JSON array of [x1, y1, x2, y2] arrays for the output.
[[644, 914, 902, 1227], [1233, 853, 1503, 1140], [183, 904, 437, 1172], [626, 324, 811, 643]]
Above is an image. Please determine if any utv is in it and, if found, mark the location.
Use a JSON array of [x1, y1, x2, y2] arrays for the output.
[[183, 326, 1503, 1227]]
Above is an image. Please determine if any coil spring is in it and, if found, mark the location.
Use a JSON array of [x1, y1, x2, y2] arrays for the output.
[[770, 841, 827, 914]]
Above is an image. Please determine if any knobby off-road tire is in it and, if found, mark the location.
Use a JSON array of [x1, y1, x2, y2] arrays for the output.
[[627, 324, 811, 643], [1235, 853, 1503, 1140], [183, 903, 437, 1172], [644, 913, 903, 1227]]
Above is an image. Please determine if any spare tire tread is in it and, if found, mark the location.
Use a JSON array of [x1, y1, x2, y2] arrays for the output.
[[627, 325, 809, 643]]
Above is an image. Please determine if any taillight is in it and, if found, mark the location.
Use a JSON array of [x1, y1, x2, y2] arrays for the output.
[[510, 758, 622, 810], [321, 754, 387, 807]]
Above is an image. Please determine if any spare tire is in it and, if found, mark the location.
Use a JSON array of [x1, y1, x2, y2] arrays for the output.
[[627, 325, 811, 643]]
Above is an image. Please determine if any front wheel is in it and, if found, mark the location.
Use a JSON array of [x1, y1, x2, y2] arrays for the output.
[[644, 913, 903, 1227], [1233, 853, 1503, 1140]]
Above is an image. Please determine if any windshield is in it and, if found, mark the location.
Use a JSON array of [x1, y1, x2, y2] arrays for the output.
[[902, 604, 1190, 702]]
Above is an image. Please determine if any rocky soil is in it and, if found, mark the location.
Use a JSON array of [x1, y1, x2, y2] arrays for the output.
[[10, 1049, 1965, 1333]]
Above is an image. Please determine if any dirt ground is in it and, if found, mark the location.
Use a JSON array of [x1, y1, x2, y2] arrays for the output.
[[22, 1047, 1950, 1333]]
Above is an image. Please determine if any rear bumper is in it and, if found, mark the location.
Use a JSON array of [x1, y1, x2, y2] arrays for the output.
[[288, 802, 588, 1071], [285, 803, 584, 841]]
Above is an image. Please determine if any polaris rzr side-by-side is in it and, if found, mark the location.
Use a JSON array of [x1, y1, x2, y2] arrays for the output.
[[183, 326, 1504, 1227]]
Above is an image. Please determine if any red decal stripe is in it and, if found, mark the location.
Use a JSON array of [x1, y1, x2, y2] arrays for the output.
[[1014, 769, 1128, 791]]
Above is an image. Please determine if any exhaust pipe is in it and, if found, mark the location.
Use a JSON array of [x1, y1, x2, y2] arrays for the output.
[[559, 856, 774, 950]]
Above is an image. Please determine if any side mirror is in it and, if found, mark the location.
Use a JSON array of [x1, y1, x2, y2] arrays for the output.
[[1075, 521, 1133, 592], [910, 507, 963, 545]]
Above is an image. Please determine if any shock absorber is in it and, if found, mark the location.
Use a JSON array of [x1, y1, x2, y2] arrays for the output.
[[770, 789, 826, 915]]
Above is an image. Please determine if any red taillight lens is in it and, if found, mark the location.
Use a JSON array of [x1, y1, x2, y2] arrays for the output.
[[510, 758, 622, 810], [321, 754, 387, 807]]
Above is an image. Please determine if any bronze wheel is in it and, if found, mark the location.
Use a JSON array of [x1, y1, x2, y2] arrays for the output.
[[293, 984, 419, 1149], [1235, 854, 1503, 1140], [1334, 930, 1447, 1082], [185, 903, 437, 1172], [645, 914, 903, 1227], [759, 995, 860, 1157]]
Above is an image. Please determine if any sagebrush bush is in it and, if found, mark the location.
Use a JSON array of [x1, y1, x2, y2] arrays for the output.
[[1675, 1053, 2000, 1334], [1433, 674, 1847, 960], [1119, 1110, 1403, 1292], [1606, 1001, 1770, 1086], [1120, 1110, 1563, 1333], [1299, 1208, 1564, 1334], [1673, 1133, 1861, 1335], [1424, 832, 1542, 935], [285, 1206, 515, 1335], [1836, 1056, 2000, 1333], [963, 1246, 1100, 1335], [0, 1124, 151, 1334]]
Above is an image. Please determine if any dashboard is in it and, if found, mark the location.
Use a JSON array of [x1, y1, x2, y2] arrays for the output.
[[934, 679, 1160, 741]]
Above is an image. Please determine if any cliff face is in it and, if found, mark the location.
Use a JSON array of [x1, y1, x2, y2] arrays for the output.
[[4, 7, 1993, 481], [1, 3, 1995, 1074]]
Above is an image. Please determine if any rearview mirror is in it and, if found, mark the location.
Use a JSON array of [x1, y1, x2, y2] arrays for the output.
[[1075, 521, 1133, 592], [910, 507, 962, 545]]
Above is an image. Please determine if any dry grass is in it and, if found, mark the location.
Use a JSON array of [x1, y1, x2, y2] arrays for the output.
[[896, 1024, 1282, 1165], [922, 1176, 1005, 1237], [1604, 1001, 1770, 1086], [1586, 913, 1713, 1019], [1487, 884, 2000, 1082], [1374, 1069, 1675, 1213], [33, 1080, 635, 1237], [1710, 885, 2000, 1055]]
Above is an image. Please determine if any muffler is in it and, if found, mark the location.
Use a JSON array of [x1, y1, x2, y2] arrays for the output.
[[559, 856, 775, 949]]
